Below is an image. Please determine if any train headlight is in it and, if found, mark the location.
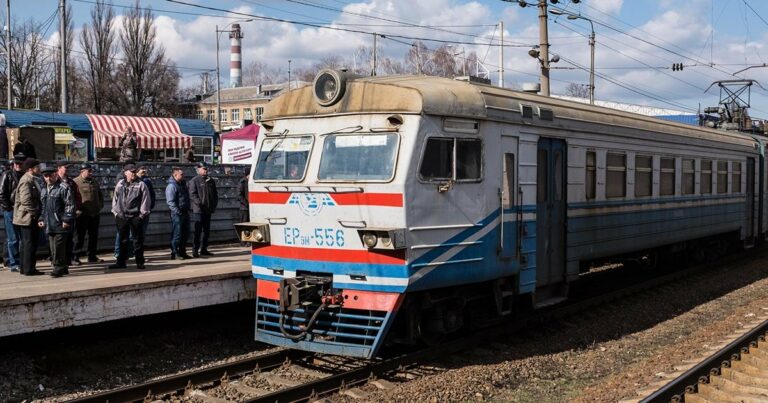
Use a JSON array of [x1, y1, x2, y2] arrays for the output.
[[362, 232, 378, 248], [313, 69, 357, 107], [253, 229, 264, 242], [235, 223, 270, 244]]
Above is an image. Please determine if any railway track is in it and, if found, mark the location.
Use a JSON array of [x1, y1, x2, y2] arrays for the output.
[[69, 249, 764, 403], [640, 319, 768, 403]]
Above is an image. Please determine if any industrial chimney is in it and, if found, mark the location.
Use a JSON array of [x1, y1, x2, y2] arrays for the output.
[[229, 24, 243, 88]]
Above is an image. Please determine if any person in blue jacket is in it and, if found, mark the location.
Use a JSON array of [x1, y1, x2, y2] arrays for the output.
[[166, 166, 191, 260]]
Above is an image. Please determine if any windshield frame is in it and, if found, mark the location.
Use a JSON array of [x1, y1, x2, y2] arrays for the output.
[[252, 135, 315, 182], [316, 132, 401, 183]]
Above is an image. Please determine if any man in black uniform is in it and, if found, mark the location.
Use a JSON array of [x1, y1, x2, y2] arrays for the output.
[[39, 164, 75, 277], [189, 162, 218, 257], [0, 154, 24, 271], [109, 163, 151, 270]]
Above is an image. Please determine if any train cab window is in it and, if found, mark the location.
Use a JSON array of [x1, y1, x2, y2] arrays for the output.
[[606, 153, 626, 198], [660, 157, 675, 196], [585, 151, 596, 200], [717, 161, 728, 193], [635, 155, 652, 197], [701, 160, 712, 194], [318, 133, 399, 181], [253, 136, 313, 181], [502, 154, 515, 209], [419, 137, 482, 182], [682, 159, 695, 195], [732, 161, 742, 193]]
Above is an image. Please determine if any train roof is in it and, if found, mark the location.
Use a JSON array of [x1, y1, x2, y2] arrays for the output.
[[263, 74, 757, 149]]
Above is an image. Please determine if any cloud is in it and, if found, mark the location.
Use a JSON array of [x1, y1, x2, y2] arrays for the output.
[[589, 0, 623, 15]]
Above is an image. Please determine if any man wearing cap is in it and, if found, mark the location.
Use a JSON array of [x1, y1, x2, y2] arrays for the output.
[[189, 162, 218, 257], [39, 164, 75, 277], [13, 158, 43, 275], [110, 163, 150, 270], [166, 166, 191, 260], [0, 154, 24, 271], [57, 162, 80, 266], [73, 163, 104, 263]]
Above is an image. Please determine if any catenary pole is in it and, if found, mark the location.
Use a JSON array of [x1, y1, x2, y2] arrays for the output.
[[499, 21, 504, 87], [538, 0, 550, 96], [6, 0, 10, 110], [215, 24, 221, 133], [60, 0, 67, 113]]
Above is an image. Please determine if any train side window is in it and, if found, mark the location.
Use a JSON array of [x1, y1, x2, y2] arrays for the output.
[[502, 154, 515, 209], [419, 138, 453, 180], [682, 159, 695, 195], [660, 157, 675, 196], [585, 151, 596, 200], [537, 149, 548, 203], [456, 139, 482, 180], [701, 160, 712, 194], [606, 153, 626, 198], [635, 155, 652, 197], [717, 161, 728, 193], [732, 161, 742, 193]]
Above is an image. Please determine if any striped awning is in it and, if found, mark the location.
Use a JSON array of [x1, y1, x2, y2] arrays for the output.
[[86, 114, 191, 149]]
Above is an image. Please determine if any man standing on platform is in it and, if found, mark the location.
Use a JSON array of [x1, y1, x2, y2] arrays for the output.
[[0, 154, 24, 271], [237, 171, 249, 247], [136, 165, 155, 242], [73, 163, 104, 263], [57, 162, 80, 266], [189, 162, 218, 257], [109, 163, 150, 270], [39, 164, 75, 277], [13, 158, 43, 276], [166, 167, 191, 260]]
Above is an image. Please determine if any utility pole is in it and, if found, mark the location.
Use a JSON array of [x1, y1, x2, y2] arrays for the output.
[[588, 28, 595, 104], [538, 0, 550, 96], [59, 0, 67, 113], [215, 24, 221, 133], [499, 21, 504, 87], [372, 33, 377, 76], [288, 59, 292, 90], [6, 0, 10, 110]]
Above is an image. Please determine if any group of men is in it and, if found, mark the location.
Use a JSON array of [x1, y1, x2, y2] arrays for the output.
[[0, 155, 220, 277]]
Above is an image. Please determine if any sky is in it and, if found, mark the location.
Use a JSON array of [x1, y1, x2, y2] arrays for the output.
[[9, 0, 768, 118]]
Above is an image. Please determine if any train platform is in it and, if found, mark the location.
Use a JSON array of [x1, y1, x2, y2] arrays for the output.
[[0, 244, 254, 338]]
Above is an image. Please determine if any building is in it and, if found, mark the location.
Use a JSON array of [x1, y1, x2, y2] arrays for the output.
[[194, 82, 307, 132]]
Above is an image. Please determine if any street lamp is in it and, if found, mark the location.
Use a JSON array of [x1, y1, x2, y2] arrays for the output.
[[215, 19, 253, 133], [550, 9, 595, 104]]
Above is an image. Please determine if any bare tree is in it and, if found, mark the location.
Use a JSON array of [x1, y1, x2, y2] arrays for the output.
[[242, 61, 281, 86], [0, 19, 54, 110], [404, 41, 430, 74], [564, 82, 590, 98], [80, 0, 116, 114], [115, 1, 179, 116]]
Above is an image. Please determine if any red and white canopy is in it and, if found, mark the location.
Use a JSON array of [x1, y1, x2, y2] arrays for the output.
[[86, 114, 191, 149]]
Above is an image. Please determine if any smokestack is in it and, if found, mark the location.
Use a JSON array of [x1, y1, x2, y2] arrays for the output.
[[229, 24, 243, 88]]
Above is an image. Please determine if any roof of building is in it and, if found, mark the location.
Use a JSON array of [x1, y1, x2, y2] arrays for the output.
[[199, 81, 309, 104], [176, 117, 215, 137], [1, 109, 93, 132]]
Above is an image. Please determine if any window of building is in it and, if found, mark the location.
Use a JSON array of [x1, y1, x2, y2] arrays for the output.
[[206, 110, 214, 122], [231, 109, 240, 122], [606, 152, 626, 198], [220, 109, 228, 122], [244, 108, 252, 120], [717, 160, 728, 193], [682, 158, 695, 195], [732, 161, 742, 193], [255, 107, 264, 122], [195, 110, 204, 120], [192, 136, 213, 157], [660, 157, 675, 196], [635, 155, 652, 197], [419, 137, 482, 182], [701, 159, 712, 194], [585, 151, 596, 200]]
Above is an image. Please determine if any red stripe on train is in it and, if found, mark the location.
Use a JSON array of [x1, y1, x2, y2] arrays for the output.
[[252, 244, 405, 265], [256, 279, 401, 311], [248, 191, 403, 207]]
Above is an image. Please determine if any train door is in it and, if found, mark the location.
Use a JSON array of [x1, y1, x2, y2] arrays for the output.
[[536, 138, 566, 289], [499, 135, 519, 259], [746, 157, 755, 242]]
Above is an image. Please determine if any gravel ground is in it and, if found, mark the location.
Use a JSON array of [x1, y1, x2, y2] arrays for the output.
[[0, 301, 266, 402], [349, 251, 768, 403]]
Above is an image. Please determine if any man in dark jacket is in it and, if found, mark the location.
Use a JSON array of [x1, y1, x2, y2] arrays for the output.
[[109, 163, 151, 270], [237, 172, 249, 247], [57, 162, 80, 266], [137, 165, 155, 237], [189, 162, 218, 257], [166, 167, 191, 260], [40, 164, 75, 277], [0, 154, 24, 271], [119, 127, 139, 162], [73, 163, 104, 263], [13, 158, 43, 275]]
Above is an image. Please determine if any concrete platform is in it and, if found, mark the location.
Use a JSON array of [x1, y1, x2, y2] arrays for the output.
[[0, 245, 254, 337]]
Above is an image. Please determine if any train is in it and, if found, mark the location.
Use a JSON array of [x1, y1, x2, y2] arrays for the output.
[[235, 69, 765, 358]]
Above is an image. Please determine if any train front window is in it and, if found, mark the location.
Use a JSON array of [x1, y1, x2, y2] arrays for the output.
[[318, 133, 399, 181], [253, 136, 313, 181]]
